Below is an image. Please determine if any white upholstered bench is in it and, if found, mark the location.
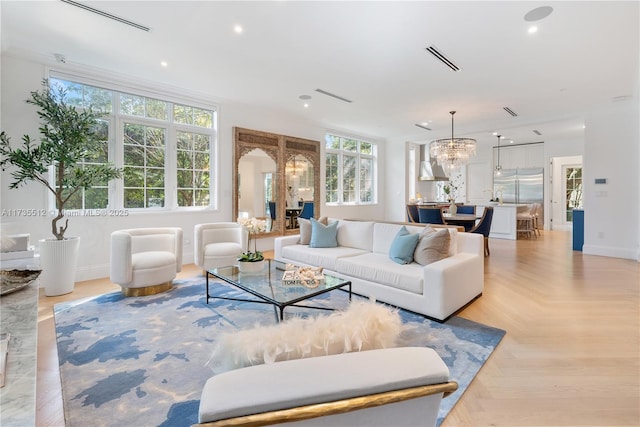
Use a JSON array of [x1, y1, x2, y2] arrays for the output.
[[195, 347, 457, 427]]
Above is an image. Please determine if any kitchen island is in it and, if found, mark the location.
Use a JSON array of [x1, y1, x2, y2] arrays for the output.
[[478, 203, 530, 240]]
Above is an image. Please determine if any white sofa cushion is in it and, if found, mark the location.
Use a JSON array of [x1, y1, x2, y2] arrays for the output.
[[337, 220, 375, 251], [204, 242, 243, 257], [336, 253, 424, 294], [281, 245, 367, 271], [371, 222, 439, 255], [131, 251, 176, 270]]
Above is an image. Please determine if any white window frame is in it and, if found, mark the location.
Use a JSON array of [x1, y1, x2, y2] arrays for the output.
[[47, 69, 219, 212], [325, 132, 378, 205]]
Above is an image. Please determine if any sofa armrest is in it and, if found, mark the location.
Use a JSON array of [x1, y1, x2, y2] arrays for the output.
[[110, 231, 133, 284], [421, 252, 484, 320], [274, 235, 301, 259], [196, 347, 457, 426], [456, 232, 483, 257]]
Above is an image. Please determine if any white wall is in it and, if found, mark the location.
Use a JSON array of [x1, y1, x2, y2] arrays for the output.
[[0, 54, 391, 281], [3, 53, 637, 285], [582, 98, 639, 260]]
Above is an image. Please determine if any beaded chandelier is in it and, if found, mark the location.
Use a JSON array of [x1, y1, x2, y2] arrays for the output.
[[429, 111, 476, 171]]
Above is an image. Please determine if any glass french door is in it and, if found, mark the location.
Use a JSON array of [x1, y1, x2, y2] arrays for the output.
[[564, 166, 583, 222]]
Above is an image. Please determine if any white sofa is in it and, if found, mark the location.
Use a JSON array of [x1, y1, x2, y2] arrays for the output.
[[274, 220, 484, 321], [196, 347, 458, 427]]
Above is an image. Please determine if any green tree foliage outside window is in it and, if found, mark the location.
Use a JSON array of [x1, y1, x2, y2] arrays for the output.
[[325, 134, 376, 204], [43, 76, 216, 211]]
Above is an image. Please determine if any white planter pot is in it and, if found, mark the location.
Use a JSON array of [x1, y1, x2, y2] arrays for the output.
[[237, 260, 266, 274], [39, 237, 80, 296]]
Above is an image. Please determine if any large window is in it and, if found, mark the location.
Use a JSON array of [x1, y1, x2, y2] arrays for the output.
[[325, 133, 377, 204], [49, 76, 217, 211]]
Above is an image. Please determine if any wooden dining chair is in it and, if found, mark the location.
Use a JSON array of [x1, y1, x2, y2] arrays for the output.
[[417, 206, 445, 225], [406, 204, 420, 223], [456, 205, 476, 215], [469, 207, 494, 256]]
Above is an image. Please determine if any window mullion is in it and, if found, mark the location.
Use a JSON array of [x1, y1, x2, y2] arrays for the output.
[[110, 115, 123, 209], [165, 126, 176, 209]]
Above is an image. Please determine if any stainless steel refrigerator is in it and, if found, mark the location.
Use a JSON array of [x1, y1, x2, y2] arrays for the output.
[[494, 168, 544, 204]]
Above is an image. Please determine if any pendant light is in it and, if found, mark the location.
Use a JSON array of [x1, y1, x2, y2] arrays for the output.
[[429, 111, 477, 171], [495, 134, 502, 176]]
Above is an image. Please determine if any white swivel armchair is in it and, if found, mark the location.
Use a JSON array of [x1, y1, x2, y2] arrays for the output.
[[194, 222, 247, 271], [110, 227, 183, 296]]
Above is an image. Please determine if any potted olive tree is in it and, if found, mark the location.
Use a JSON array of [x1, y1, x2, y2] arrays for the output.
[[0, 80, 122, 295]]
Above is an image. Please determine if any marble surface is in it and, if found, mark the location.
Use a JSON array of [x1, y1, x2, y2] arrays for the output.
[[0, 277, 38, 427]]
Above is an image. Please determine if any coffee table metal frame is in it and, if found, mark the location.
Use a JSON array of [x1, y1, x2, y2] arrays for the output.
[[206, 260, 351, 321]]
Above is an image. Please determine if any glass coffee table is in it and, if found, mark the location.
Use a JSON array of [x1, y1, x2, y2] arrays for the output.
[[206, 260, 351, 321]]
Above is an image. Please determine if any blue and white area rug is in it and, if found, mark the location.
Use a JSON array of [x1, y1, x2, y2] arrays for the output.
[[54, 277, 505, 427]]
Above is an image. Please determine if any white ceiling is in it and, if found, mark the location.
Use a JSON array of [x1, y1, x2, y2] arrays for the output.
[[2, 1, 638, 148]]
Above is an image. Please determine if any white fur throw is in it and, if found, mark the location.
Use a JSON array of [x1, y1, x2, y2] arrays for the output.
[[206, 301, 402, 373]]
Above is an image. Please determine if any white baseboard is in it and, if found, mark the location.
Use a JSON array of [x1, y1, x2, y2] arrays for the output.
[[582, 244, 638, 260]]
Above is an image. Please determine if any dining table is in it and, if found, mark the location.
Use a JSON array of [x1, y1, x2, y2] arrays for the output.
[[285, 208, 301, 229], [442, 212, 478, 231]]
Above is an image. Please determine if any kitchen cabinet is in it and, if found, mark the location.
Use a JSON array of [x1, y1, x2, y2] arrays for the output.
[[494, 143, 544, 170]]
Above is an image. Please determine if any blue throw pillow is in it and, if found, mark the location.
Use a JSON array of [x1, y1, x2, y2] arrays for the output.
[[310, 218, 338, 248], [389, 226, 420, 264]]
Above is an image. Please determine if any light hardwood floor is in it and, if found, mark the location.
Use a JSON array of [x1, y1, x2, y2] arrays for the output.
[[35, 231, 639, 426]]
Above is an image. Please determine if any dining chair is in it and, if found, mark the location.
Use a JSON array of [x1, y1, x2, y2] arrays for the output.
[[406, 204, 420, 223], [469, 207, 494, 256], [268, 201, 277, 231], [456, 205, 476, 215], [531, 202, 542, 236], [417, 206, 445, 225], [298, 201, 314, 220], [516, 204, 536, 239]]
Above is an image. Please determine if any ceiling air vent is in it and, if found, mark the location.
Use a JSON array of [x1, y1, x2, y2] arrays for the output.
[[533, 129, 542, 136], [503, 106, 518, 117], [415, 124, 432, 131], [61, 0, 150, 32], [315, 89, 353, 103], [425, 46, 461, 71]]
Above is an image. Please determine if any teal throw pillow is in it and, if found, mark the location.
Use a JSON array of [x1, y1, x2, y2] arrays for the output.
[[309, 218, 338, 248], [389, 226, 420, 264]]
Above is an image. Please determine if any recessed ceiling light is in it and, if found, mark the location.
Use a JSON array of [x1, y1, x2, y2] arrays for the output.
[[524, 6, 553, 22], [303, 103, 309, 108], [528, 25, 538, 34], [234, 24, 243, 34], [160, 61, 168, 67]]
